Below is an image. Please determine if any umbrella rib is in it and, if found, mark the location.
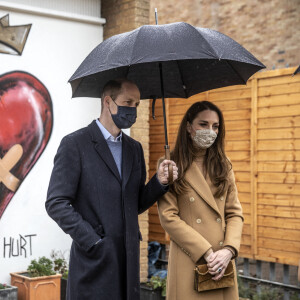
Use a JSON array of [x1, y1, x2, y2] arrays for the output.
[[188, 24, 219, 58], [225, 60, 247, 84], [175, 60, 188, 98], [70, 78, 83, 98], [129, 27, 144, 65]]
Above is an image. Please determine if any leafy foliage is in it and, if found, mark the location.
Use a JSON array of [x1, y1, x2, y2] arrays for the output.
[[252, 287, 281, 300], [62, 270, 69, 280], [237, 273, 297, 300], [147, 276, 167, 297], [50, 250, 68, 279], [27, 256, 56, 277], [0, 283, 7, 290]]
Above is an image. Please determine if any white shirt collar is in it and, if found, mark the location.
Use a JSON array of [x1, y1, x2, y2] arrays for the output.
[[96, 119, 122, 142]]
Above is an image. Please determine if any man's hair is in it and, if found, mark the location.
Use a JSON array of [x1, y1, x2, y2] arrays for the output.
[[101, 78, 136, 104]]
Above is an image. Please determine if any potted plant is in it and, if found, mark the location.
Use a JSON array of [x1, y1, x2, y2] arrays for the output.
[[0, 283, 18, 300], [10, 256, 61, 300], [140, 276, 166, 300], [50, 250, 69, 300]]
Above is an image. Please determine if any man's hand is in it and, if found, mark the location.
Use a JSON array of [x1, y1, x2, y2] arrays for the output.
[[157, 160, 178, 185]]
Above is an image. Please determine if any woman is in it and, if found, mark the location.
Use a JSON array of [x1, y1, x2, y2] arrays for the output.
[[157, 101, 243, 300]]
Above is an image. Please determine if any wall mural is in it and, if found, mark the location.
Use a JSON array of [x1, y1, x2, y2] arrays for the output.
[[0, 71, 53, 218], [0, 14, 31, 55]]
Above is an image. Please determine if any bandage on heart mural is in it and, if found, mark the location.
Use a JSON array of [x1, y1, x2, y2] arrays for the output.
[[0, 71, 53, 218]]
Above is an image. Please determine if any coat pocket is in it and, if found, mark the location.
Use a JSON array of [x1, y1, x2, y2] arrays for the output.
[[85, 237, 106, 258], [94, 223, 105, 238]]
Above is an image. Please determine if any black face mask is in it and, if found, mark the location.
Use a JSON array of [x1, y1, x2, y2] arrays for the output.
[[110, 101, 137, 129]]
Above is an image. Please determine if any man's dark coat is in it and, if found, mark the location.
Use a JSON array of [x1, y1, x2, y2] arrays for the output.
[[46, 120, 167, 300]]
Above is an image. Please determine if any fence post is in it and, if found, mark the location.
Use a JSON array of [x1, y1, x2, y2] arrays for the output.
[[243, 258, 250, 289], [283, 264, 290, 300], [256, 260, 262, 294], [250, 77, 258, 257], [269, 262, 276, 281]]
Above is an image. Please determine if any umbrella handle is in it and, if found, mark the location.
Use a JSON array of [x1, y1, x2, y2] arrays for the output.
[[164, 146, 173, 184]]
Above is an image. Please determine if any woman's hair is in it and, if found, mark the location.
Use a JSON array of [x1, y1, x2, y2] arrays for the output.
[[171, 101, 231, 197]]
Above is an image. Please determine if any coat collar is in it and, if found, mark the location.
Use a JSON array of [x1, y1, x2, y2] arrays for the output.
[[185, 162, 220, 215], [88, 120, 135, 187], [121, 133, 134, 188], [88, 120, 121, 184]]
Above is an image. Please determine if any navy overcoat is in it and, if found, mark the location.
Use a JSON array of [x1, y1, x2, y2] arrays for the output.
[[46, 120, 167, 300]]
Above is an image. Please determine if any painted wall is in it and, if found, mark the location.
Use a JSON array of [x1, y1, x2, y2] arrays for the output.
[[0, 3, 104, 283]]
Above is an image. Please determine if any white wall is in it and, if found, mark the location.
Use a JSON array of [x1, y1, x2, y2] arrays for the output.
[[0, 2, 105, 283], [6, 0, 102, 17]]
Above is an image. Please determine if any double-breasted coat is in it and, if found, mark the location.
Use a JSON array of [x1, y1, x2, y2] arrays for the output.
[[158, 162, 243, 300], [46, 120, 167, 300]]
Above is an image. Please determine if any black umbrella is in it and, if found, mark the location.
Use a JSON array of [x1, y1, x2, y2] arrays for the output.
[[69, 22, 265, 181], [293, 65, 300, 76]]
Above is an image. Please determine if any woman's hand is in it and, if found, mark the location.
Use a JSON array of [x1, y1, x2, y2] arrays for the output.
[[206, 249, 233, 280]]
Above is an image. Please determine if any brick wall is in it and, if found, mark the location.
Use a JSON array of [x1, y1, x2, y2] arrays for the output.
[[101, 0, 150, 283], [102, 0, 149, 39], [150, 0, 300, 70], [130, 100, 150, 282]]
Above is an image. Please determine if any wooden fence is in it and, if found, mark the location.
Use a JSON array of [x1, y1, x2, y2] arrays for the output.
[[148, 67, 300, 266]]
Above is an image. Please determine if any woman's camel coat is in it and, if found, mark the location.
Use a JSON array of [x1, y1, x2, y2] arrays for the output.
[[158, 162, 243, 300]]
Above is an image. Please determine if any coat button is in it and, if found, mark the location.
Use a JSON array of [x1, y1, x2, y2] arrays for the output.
[[216, 218, 221, 223], [190, 197, 195, 202], [219, 241, 224, 246], [220, 196, 224, 201], [196, 218, 202, 224]]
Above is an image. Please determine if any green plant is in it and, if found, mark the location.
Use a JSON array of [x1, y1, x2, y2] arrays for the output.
[[27, 256, 56, 277], [62, 270, 68, 280], [238, 273, 253, 299], [50, 250, 68, 279], [252, 286, 282, 300], [147, 276, 167, 297], [0, 283, 7, 290], [238, 274, 285, 300], [290, 292, 300, 300]]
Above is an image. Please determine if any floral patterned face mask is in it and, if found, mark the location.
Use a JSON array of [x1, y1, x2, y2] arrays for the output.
[[193, 129, 217, 149]]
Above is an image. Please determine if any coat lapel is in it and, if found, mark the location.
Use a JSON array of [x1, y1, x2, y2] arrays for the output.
[[88, 121, 121, 184], [121, 134, 134, 188], [185, 162, 220, 215]]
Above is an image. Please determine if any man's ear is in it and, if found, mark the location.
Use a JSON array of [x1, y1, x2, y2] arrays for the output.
[[103, 95, 111, 108]]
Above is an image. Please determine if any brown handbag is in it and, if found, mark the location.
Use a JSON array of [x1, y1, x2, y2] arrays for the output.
[[194, 260, 235, 292]]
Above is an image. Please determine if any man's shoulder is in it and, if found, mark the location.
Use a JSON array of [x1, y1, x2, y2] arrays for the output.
[[123, 132, 141, 148], [62, 124, 92, 144], [65, 127, 89, 140]]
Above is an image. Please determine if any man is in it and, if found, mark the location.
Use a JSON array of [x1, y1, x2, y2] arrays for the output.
[[46, 78, 178, 300]]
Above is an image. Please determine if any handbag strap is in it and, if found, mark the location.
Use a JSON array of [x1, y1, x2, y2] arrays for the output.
[[195, 266, 234, 276], [195, 266, 209, 276]]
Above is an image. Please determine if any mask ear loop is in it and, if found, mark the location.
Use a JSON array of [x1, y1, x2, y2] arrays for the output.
[[108, 96, 118, 116]]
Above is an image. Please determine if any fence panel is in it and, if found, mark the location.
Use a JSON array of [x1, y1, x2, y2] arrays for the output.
[[148, 67, 300, 266]]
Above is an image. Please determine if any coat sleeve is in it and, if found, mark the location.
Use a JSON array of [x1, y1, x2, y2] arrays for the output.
[[157, 190, 212, 263], [45, 136, 101, 252], [138, 143, 168, 214], [223, 169, 244, 257]]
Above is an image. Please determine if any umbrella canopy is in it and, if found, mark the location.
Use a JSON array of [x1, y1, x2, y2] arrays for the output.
[[69, 22, 265, 100], [69, 22, 265, 183]]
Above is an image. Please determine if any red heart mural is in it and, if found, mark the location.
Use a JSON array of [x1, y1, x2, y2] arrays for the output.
[[0, 71, 53, 218]]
